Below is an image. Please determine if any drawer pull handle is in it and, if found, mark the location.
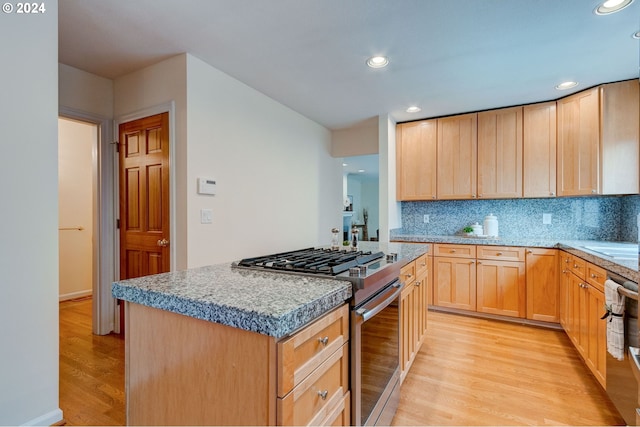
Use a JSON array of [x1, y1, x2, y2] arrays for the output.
[[415, 280, 421, 287], [450, 249, 456, 253], [496, 252, 503, 256], [526, 250, 533, 254], [318, 336, 329, 346], [318, 390, 328, 400]]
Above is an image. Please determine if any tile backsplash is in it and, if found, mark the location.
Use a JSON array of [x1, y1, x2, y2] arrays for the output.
[[396, 195, 640, 242]]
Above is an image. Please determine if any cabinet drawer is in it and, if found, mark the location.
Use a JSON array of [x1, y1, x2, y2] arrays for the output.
[[278, 344, 349, 426], [309, 391, 350, 426], [433, 244, 476, 258], [415, 253, 429, 277], [477, 246, 525, 262], [277, 304, 348, 397], [586, 263, 606, 293], [570, 255, 586, 280], [400, 261, 416, 285]]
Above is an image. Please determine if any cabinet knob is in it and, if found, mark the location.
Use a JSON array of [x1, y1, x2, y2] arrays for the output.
[[591, 189, 597, 194], [496, 252, 503, 256], [550, 192, 555, 196], [472, 194, 477, 198], [432, 195, 436, 199], [526, 250, 533, 254], [318, 390, 328, 400], [470, 261, 475, 265], [415, 280, 421, 287], [450, 249, 456, 253], [318, 336, 329, 346]]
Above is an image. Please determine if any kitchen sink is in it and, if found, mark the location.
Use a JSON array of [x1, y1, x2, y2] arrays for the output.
[[581, 244, 638, 261]]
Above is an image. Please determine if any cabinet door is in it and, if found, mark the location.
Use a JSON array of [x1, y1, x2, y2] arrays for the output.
[[523, 102, 557, 198], [477, 106, 523, 198], [399, 278, 416, 380], [396, 120, 437, 200], [437, 113, 477, 199], [559, 258, 572, 332], [476, 259, 525, 318], [433, 256, 476, 311], [586, 285, 606, 388], [525, 248, 559, 323], [557, 87, 600, 196], [570, 274, 589, 358]]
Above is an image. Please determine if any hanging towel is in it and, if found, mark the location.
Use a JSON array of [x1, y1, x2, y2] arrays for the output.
[[604, 279, 626, 361]]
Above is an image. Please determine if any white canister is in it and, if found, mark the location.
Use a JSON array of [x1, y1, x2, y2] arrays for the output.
[[484, 213, 499, 237], [471, 222, 483, 236]]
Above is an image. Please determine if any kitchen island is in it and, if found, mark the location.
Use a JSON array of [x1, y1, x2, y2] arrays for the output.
[[112, 241, 429, 426]]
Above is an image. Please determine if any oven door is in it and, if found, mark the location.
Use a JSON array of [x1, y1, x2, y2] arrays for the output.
[[351, 279, 403, 426]]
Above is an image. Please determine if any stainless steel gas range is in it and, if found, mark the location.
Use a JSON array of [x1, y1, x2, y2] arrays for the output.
[[233, 246, 405, 426]]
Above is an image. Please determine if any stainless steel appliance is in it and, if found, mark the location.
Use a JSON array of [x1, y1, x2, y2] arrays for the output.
[[234, 247, 404, 426], [605, 272, 639, 426]]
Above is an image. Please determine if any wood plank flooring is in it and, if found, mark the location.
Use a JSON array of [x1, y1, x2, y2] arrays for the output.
[[392, 310, 625, 426], [59, 299, 625, 426], [59, 298, 125, 426]]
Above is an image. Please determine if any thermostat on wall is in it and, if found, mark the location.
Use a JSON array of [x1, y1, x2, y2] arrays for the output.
[[198, 177, 217, 195]]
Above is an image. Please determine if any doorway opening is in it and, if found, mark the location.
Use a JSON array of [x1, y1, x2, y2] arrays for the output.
[[58, 118, 97, 305], [342, 154, 380, 242]]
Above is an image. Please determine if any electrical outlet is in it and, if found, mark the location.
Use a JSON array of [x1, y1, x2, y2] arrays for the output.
[[423, 214, 430, 224], [543, 213, 552, 225]]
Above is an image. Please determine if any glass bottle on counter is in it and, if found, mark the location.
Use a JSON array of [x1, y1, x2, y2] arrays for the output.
[[331, 227, 341, 250]]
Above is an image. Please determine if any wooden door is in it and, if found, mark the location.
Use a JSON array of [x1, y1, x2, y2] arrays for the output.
[[433, 256, 476, 311], [437, 113, 477, 199], [557, 87, 600, 196], [525, 248, 559, 323], [476, 260, 525, 318], [396, 120, 437, 200], [586, 284, 606, 388], [477, 106, 523, 198], [119, 112, 171, 280], [523, 102, 557, 198]]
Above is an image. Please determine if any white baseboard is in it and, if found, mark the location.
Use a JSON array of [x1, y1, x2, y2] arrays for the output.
[[22, 408, 63, 426], [59, 289, 92, 301]]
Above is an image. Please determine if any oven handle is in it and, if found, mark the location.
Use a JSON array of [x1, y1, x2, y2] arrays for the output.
[[355, 280, 403, 322]]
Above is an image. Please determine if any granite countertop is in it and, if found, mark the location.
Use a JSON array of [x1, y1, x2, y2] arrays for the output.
[[112, 242, 429, 339], [392, 233, 638, 283]]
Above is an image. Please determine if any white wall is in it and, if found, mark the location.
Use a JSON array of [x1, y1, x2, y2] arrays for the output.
[[186, 55, 342, 266], [58, 118, 95, 300], [0, 1, 62, 425], [59, 64, 113, 117], [379, 115, 401, 242], [114, 54, 189, 269]]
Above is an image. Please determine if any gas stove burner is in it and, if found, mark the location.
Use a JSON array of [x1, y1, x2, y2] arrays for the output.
[[236, 247, 385, 276]]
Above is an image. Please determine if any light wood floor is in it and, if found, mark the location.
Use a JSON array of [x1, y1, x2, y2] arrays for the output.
[[59, 299, 625, 426], [392, 310, 625, 426], [59, 298, 125, 426]]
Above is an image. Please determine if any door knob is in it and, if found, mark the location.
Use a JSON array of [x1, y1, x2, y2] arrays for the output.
[[157, 238, 170, 247]]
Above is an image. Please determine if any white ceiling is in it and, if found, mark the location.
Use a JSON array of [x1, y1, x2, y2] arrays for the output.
[[58, 0, 639, 130]]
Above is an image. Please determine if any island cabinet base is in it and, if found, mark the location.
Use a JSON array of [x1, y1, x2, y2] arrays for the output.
[[125, 302, 277, 426]]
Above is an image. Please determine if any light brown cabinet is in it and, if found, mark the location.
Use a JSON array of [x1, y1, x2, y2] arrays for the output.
[[525, 248, 559, 323], [558, 251, 607, 388], [433, 244, 477, 311], [396, 120, 437, 201], [523, 102, 557, 198], [437, 113, 478, 199], [476, 246, 526, 318], [557, 80, 639, 196], [399, 253, 429, 381], [477, 106, 523, 199]]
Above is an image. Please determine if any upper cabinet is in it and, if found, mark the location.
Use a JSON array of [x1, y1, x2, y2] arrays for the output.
[[557, 80, 639, 196], [523, 102, 557, 198], [437, 113, 477, 199], [477, 106, 523, 199], [395, 79, 639, 202], [396, 119, 437, 201]]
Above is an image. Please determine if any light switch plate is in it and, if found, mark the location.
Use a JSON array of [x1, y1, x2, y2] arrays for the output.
[[423, 214, 430, 223], [543, 213, 552, 225], [201, 209, 213, 224]]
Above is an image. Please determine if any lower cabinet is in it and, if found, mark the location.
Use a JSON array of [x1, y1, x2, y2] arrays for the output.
[[476, 247, 526, 318], [558, 251, 607, 388], [525, 248, 559, 322], [277, 304, 351, 425], [433, 244, 477, 311], [400, 253, 429, 382]]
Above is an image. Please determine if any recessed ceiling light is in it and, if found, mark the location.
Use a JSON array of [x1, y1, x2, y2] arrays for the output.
[[366, 56, 389, 69], [406, 106, 422, 113], [594, 0, 634, 15], [358, 169, 365, 173], [342, 163, 348, 167], [555, 81, 578, 90], [633, 30, 640, 39]]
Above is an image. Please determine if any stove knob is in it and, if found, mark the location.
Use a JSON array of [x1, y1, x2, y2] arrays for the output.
[[349, 267, 361, 277], [386, 253, 398, 262], [359, 265, 368, 275]]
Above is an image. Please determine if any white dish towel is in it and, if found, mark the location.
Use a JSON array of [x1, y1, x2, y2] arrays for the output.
[[604, 279, 626, 361]]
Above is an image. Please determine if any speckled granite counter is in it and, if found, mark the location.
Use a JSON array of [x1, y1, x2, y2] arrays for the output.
[[112, 242, 429, 339], [392, 234, 638, 283]]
